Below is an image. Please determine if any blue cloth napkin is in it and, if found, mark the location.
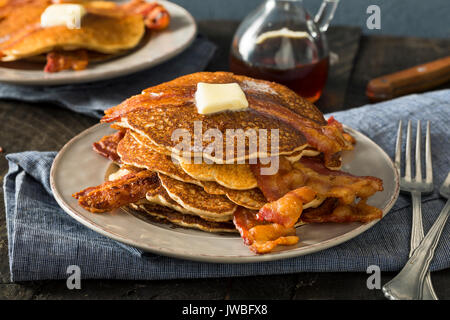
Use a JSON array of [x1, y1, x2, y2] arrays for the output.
[[3, 89, 450, 281], [0, 35, 216, 119]]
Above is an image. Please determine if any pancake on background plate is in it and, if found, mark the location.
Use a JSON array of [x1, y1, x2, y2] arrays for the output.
[[73, 72, 384, 254], [0, 0, 170, 72]]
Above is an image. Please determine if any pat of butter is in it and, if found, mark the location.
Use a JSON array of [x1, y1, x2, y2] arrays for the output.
[[41, 4, 86, 29], [195, 83, 249, 115]]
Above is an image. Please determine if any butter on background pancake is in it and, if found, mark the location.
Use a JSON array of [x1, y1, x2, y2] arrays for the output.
[[0, 0, 145, 61]]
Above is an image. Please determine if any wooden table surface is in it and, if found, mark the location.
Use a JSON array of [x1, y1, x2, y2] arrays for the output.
[[0, 21, 449, 300]]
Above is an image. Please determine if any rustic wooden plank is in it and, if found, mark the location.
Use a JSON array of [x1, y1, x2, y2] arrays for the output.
[[345, 35, 450, 109], [0, 284, 35, 299], [293, 272, 386, 300], [293, 269, 450, 300], [29, 279, 228, 300], [225, 275, 298, 300]]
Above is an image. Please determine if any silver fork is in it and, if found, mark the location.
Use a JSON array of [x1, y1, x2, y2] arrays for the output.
[[383, 172, 450, 300], [382, 120, 437, 300]]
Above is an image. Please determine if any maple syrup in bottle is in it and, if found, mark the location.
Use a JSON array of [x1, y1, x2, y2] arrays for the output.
[[230, 48, 329, 103], [229, 0, 339, 103]]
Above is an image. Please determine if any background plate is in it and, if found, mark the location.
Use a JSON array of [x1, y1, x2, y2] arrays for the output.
[[0, 1, 196, 85], [50, 123, 399, 263]]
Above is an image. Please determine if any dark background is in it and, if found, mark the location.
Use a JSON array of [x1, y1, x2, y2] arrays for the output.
[[171, 0, 450, 38]]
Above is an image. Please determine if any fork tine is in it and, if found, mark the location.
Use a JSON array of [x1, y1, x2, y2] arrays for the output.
[[405, 120, 412, 181], [395, 120, 402, 176], [415, 120, 422, 182], [425, 121, 433, 184]]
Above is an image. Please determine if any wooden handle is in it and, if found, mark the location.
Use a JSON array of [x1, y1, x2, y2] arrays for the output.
[[366, 56, 450, 101]]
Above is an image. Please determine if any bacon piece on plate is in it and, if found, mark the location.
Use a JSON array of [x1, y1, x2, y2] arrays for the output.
[[250, 156, 306, 202], [295, 157, 383, 203], [301, 199, 382, 223], [252, 156, 383, 204], [251, 156, 383, 226], [44, 50, 89, 73], [250, 232, 299, 254], [257, 187, 316, 226], [121, 0, 170, 30], [233, 187, 318, 254], [92, 130, 126, 162], [248, 101, 354, 168], [233, 207, 298, 254], [327, 116, 356, 145], [101, 94, 156, 123], [73, 170, 158, 213]]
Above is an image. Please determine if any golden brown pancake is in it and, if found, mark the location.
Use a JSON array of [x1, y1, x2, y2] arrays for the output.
[[117, 130, 270, 209], [117, 131, 200, 185], [200, 181, 266, 210], [0, 0, 145, 61], [104, 72, 326, 165], [0, 0, 51, 43], [128, 203, 237, 233], [119, 106, 308, 164], [146, 180, 233, 222], [137, 72, 326, 125], [178, 161, 258, 190], [157, 173, 237, 220]]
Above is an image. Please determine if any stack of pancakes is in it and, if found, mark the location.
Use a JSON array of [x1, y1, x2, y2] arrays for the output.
[[0, 0, 170, 71], [104, 72, 327, 233], [0, 0, 144, 61]]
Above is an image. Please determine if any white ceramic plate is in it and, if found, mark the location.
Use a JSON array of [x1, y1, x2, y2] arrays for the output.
[[0, 1, 196, 85], [50, 123, 399, 263]]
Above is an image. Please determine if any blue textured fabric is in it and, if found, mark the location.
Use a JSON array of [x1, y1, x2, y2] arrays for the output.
[[0, 35, 216, 119], [3, 89, 450, 281]]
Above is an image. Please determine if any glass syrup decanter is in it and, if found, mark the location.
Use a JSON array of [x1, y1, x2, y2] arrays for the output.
[[230, 0, 339, 102]]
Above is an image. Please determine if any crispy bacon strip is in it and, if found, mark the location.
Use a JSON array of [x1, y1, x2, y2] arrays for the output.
[[294, 157, 383, 203], [301, 200, 382, 223], [44, 50, 89, 73], [72, 170, 158, 213], [121, 0, 170, 30], [248, 101, 353, 168], [251, 157, 383, 202], [102, 94, 158, 123], [100, 88, 191, 123], [233, 207, 298, 254], [260, 188, 382, 227], [250, 156, 383, 231], [92, 130, 125, 162], [327, 116, 356, 145], [250, 157, 306, 202], [232, 187, 316, 254], [257, 187, 316, 226]]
